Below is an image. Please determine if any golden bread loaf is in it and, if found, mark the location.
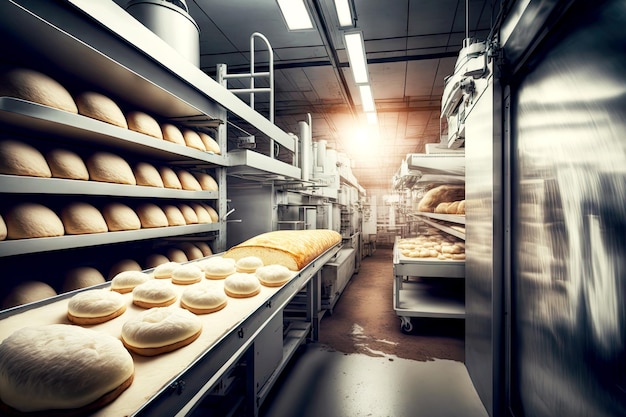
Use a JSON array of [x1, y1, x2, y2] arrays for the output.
[[417, 185, 465, 213], [223, 229, 342, 270], [75, 91, 127, 128]]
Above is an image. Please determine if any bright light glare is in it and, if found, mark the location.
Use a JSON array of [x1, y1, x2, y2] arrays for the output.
[[344, 32, 368, 83], [334, 0, 353, 27], [366, 112, 378, 124], [359, 84, 375, 112], [277, 0, 314, 30]]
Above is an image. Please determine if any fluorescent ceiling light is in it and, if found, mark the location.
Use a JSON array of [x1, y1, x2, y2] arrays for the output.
[[277, 0, 314, 30], [359, 84, 375, 112], [366, 111, 378, 124], [334, 0, 353, 27], [344, 31, 368, 84]]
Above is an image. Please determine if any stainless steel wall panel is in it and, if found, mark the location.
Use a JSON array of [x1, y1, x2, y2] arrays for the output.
[[509, 0, 626, 415]]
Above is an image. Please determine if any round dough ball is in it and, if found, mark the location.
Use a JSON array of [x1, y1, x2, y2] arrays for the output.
[[181, 129, 206, 151], [0, 139, 51, 178], [136, 203, 168, 228], [121, 307, 202, 356], [133, 162, 164, 188], [178, 204, 198, 224], [176, 170, 202, 191], [255, 264, 294, 287], [162, 205, 186, 226], [5, 202, 64, 239], [190, 203, 212, 224], [178, 242, 203, 260], [166, 248, 188, 263], [198, 132, 220, 154], [0, 324, 134, 413], [108, 259, 142, 280], [63, 266, 106, 293], [2, 281, 57, 309], [171, 264, 203, 285], [203, 256, 236, 280], [181, 282, 227, 314], [67, 289, 126, 324], [86, 152, 136, 185], [0, 214, 6, 240], [75, 91, 127, 128], [224, 273, 261, 298], [235, 256, 264, 273], [110, 270, 151, 293], [158, 166, 182, 189], [193, 172, 218, 191], [0, 66, 77, 113], [102, 202, 141, 231], [194, 241, 213, 257], [153, 261, 180, 279], [126, 111, 163, 139], [132, 279, 177, 308], [61, 202, 108, 235], [161, 123, 185, 145], [45, 148, 89, 180], [145, 253, 170, 269]]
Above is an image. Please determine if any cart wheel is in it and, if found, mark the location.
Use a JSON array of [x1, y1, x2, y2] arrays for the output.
[[400, 316, 413, 333]]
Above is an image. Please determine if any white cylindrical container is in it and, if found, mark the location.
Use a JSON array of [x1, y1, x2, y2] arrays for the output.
[[316, 140, 327, 170], [326, 149, 338, 174], [299, 121, 311, 181], [126, 0, 200, 66]]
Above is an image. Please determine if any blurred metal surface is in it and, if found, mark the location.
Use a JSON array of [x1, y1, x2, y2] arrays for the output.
[[509, 0, 626, 415]]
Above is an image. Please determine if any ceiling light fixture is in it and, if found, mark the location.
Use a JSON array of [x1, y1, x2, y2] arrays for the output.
[[344, 31, 368, 84], [276, 0, 314, 30], [334, 0, 353, 27], [359, 84, 375, 112]]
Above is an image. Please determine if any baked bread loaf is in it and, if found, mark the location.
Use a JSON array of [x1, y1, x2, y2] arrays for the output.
[[102, 202, 141, 231], [161, 123, 185, 145], [63, 266, 106, 292], [0, 214, 6, 241], [2, 281, 57, 309], [132, 279, 177, 308], [126, 110, 163, 139], [434, 202, 449, 214], [162, 204, 187, 226], [108, 259, 142, 280], [181, 282, 227, 314], [0, 324, 133, 414], [159, 166, 182, 189], [111, 270, 151, 293], [75, 91, 127, 128], [121, 307, 202, 356], [145, 253, 170, 269], [45, 148, 89, 180], [203, 204, 219, 223], [417, 185, 465, 213], [0, 66, 77, 113], [203, 257, 236, 280], [176, 169, 202, 191], [61, 202, 108, 235], [195, 241, 213, 257], [191, 203, 212, 224], [256, 264, 294, 287], [193, 172, 219, 191], [153, 261, 180, 279], [223, 230, 342, 271], [67, 289, 127, 324], [178, 242, 203, 260], [133, 162, 164, 188], [171, 264, 203, 285], [178, 203, 198, 224], [4, 202, 64, 239], [136, 203, 168, 228], [198, 132, 220, 154], [224, 273, 261, 298], [86, 152, 136, 185], [457, 200, 466, 214], [166, 248, 188, 263], [235, 256, 263, 273], [0, 139, 51, 178], [181, 129, 206, 151]]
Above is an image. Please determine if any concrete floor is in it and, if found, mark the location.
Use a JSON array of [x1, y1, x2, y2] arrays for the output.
[[259, 343, 488, 417]]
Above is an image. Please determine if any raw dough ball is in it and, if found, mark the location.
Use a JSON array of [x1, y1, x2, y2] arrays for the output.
[[63, 266, 106, 292], [75, 91, 127, 128], [166, 248, 188, 263], [126, 110, 163, 139], [255, 264, 294, 287], [162, 204, 186, 226], [2, 281, 57, 309], [194, 241, 213, 257], [0, 139, 51, 178], [203, 256, 236, 280], [161, 123, 185, 145], [61, 202, 108, 235], [133, 162, 164, 187], [159, 166, 182, 189], [4, 202, 64, 239], [181, 282, 227, 314], [0, 214, 6, 240], [224, 273, 261, 298], [110, 270, 151, 293], [178, 204, 198, 224], [153, 261, 180, 279], [145, 253, 170, 269], [136, 203, 168, 228], [108, 259, 142, 280], [67, 289, 127, 324], [132, 279, 177, 308], [86, 152, 136, 185], [171, 264, 203, 285], [102, 202, 141, 231], [235, 256, 264, 273], [45, 148, 89, 180], [178, 242, 204, 260]]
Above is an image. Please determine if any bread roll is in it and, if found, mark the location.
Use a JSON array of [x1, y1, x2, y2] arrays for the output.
[[178, 242, 203, 260], [108, 259, 142, 280], [176, 169, 202, 191], [195, 241, 213, 256], [75, 91, 127, 128], [446, 201, 460, 214], [132, 280, 177, 308], [181, 282, 227, 314], [198, 132, 221, 154], [171, 264, 203, 285], [0, 214, 6, 241], [224, 273, 261, 298], [133, 162, 164, 187], [159, 166, 182, 189], [224, 230, 342, 271], [0, 324, 134, 413], [162, 204, 186, 226], [457, 200, 466, 214], [45, 148, 89, 180], [181, 129, 206, 151], [152, 261, 180, 279], [61, 202, 108, 235], [145, 253, 170, 269], [2, 281, 57, 309], [203, 257, 236, 280], [67, 289, 127, 324], [161, 123, 185, 145], [102, 202, 141, 231], [136, 203, 168, 228], [190, 203, 212, 224], [256, 264, 294, 287], [193, 172, 218, 191], [86, 152, 136, 185], [417, 185, 465, 213], [166, 248, 188, 263], [0, 139, 51, 178], [0, 66, 77, 113], [110, 270, 151, 293], [434, 202, 449, 214], [202, 204, 219, 223], [126, 111, 163, 139], [235, 256, 263, 273], [178, 204, 198, 224], [5, 203, 64, 239], [62, 266, 106, 293]]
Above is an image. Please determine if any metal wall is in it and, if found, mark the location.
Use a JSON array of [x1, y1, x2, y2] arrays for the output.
[[508, 0, 626, 415]]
